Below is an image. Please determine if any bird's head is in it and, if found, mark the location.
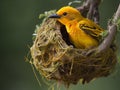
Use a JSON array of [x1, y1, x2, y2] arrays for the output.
[[49, 6, 83, 25]]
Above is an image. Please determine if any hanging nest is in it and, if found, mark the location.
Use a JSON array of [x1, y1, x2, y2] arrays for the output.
[[30, 12, 117, 87]]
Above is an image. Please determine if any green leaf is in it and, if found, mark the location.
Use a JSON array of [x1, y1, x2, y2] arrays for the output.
[[100, 30, 108, 38], [68, 0, 81, 6], [39, 10, 56, 19]]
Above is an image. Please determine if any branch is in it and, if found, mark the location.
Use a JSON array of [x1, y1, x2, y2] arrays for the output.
[[77, 0, 101, 24], [97, 3, 120, 53]]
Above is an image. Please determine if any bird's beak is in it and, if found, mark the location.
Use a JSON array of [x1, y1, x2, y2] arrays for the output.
[[48, 14, 61, 18]]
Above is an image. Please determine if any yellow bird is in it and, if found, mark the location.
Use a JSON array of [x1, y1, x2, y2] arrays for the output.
[[49, 6, 104, 49]]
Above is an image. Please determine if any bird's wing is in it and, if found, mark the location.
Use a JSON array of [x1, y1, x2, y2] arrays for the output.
[[79, 19, 104, 42]]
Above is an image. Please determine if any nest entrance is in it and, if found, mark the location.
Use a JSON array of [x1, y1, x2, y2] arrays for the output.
[[59, 24, 74, 47], [30, 18, 117, 87]]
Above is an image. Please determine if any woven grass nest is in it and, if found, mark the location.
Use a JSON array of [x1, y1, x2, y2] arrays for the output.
[[30, 12, 117, 87]]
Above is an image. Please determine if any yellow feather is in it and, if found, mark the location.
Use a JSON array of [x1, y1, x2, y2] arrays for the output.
[[50, 6, 104, 49]]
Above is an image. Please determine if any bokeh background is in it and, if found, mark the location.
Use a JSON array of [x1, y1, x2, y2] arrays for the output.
[[0, 0, 120, 90]]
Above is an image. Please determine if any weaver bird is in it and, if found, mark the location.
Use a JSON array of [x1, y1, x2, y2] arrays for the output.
[[49, 6, 104, 49]]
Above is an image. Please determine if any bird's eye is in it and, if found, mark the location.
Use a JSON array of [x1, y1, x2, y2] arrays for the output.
[[63, 12, 67, 16]]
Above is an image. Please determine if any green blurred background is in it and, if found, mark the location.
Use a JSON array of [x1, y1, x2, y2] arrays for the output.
[[0, 0, 120, 90]]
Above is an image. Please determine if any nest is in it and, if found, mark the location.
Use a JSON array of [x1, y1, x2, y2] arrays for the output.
[[30, 17, 117, 87]]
